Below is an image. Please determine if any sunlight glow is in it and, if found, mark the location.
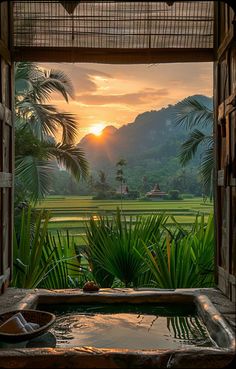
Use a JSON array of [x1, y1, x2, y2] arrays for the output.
[[90, 123, 105, 136]]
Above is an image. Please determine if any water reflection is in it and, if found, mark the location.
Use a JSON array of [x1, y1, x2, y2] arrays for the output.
[[51, 312, 215, 350]]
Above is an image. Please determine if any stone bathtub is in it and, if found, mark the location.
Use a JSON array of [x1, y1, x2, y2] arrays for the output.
[[0, 288, 235, 368]]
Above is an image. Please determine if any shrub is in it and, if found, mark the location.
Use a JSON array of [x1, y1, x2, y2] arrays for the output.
[[125, 191, 140, 200], [168, 190, 182, 200], [12, 207, 52, 288], [85, 209, 168, 287], [136, 215, 215, 288], [12, 206, 89, 289]]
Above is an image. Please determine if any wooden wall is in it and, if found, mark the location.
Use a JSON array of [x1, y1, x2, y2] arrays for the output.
[[0, 1, 13, 293], [215, 1, 236, 302], [0, 0, 235, 302]]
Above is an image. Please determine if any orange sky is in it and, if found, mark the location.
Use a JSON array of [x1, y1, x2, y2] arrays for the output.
[[41, 62, 213, 142]]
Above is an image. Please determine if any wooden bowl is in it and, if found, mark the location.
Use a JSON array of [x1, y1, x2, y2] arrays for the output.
[[0, 309, 56, 343]]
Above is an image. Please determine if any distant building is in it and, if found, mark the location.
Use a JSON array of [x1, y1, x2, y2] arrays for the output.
[[146, 183, 167, 201]]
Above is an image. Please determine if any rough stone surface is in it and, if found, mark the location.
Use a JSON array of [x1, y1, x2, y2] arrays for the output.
[[0, 289, 35, 314], [0, 288, 235, 368]]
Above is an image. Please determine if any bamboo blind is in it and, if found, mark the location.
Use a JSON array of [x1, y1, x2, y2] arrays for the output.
[[13, 1, 214, 49]]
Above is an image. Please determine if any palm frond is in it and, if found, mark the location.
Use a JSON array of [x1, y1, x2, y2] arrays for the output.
[[200, 147, 214, 188], [15, 62, 39, 84], [47, 142, 89, 181], [37, 69, 75, 102], [174, 95, 213, 130], [15, 156, 55, 203], [179, 129, 207, 166], [12, 207, 52, 289], [15, 63, 74, 103], [17, 101, 78, 143]]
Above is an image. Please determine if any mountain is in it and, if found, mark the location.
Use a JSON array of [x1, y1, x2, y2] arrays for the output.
[[78, 95, 212, 194]]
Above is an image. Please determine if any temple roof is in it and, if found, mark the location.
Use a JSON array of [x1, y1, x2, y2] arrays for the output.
[[146, 183, 167, 197]]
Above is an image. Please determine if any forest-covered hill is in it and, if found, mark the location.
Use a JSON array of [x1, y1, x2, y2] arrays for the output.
[[76, 95, 212, 195], [51, 95, 212, 196]]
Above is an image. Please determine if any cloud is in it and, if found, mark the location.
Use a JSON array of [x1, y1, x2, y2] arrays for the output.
[[75, 88, 169, 106], [40, 63, 113, 95]]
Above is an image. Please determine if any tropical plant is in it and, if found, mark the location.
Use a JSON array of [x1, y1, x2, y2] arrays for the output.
[[115, 159, 127, 209], [84, 210, 168, 287], [93, 170, 112, 197], [40, 231, 89, 289], [15, 62, 88, 203], [174, 95, 213, 195], [12, 207, 88, 289], [12, 207, 52, 288], [137, 214, 215, 288]]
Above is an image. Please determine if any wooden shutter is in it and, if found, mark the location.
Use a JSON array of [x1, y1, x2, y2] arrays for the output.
[[0, 1, 13, 294], [214, 1, 236, 302]]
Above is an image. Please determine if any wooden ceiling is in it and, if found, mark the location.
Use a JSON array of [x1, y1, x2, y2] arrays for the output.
[[12, 1, 215, 63]]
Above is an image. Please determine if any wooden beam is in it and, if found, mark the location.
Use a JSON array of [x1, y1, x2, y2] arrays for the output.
[[0, 103, 12, 126], [218, 266, 236, 302], [217, 27, 235, 61], [0, 173, 12, 188], [218, 90, 236, 119], [13, 47, 215, 64], [0, 39, 11, 65]]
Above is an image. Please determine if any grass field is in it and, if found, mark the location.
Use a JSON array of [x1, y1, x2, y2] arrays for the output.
[[37, 196, 213, 242]]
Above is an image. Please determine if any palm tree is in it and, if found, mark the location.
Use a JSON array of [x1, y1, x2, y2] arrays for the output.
[[15, 62, 88, 203], [116, 159, 127, 209], [174, 95, 213, 196]]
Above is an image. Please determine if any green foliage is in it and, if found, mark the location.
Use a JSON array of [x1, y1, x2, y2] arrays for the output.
[[115, 159, 127, 207], [137, 215, 215, 288], [13, 203, 214, 290], [168, 190, 181, 200], [174, 95, 213, 194], [75, 99, 212, 198], [85, 209, 168, 287], [84, 209, 214, 289], [12, 207, 89, 289], [40, 231, 88, 289], [12, 207, 52, 288], [15, 62, 88, 204]]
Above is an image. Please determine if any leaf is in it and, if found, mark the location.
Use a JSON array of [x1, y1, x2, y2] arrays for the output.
[[174, 95, 213, 130], [15, 156, 55, 203]]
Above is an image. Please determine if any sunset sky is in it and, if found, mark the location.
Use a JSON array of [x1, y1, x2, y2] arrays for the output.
[[41, 62, 213, 142]]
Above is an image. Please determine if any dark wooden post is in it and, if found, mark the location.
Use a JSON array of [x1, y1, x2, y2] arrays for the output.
[[214, 1, 236, 302], [0, 1, 14, 293]]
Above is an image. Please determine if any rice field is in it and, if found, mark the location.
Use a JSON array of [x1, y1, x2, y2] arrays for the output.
[[37, 196, 214, 244]]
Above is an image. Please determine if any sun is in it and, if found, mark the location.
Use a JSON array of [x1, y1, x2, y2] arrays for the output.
[[90, 123, 105, 136]]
